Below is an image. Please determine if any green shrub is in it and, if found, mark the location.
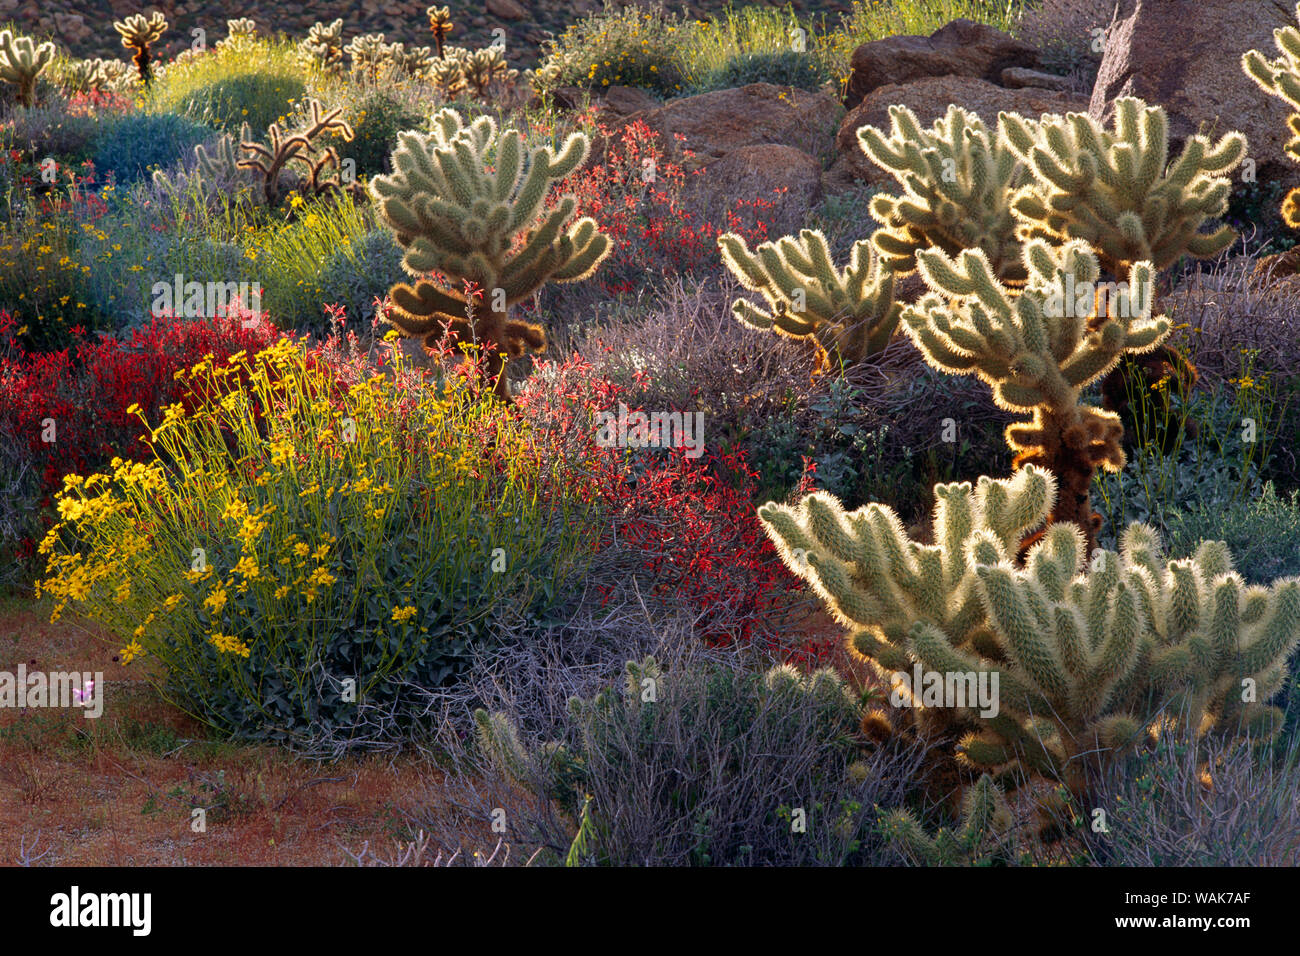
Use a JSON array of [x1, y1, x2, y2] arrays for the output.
[[316, 227, 403, 330], [91, 112, 216, 185], [474, 650, 919, 866], [0, 205, 117, 350], [534, 1, 689, 97], [173, 71, 307, 134], [339, 88, 425, 178], [686, 48, 831, 94], [1093, 375, 1277, 548], [36, 341, 599, 743], [1161, 483, 1300, 584]]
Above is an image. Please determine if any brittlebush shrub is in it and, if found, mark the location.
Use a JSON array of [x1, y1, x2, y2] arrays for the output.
[[37, 339, 599, 744]]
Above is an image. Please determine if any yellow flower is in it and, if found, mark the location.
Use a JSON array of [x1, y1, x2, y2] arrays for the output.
[[209, 632, 251, 657], [204, 587, 229, 614], [391, 605, 417, 624], [119, 640, 144, 664]]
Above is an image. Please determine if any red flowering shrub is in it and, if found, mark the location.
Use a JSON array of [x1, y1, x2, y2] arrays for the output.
[[549, 116, 776, 295], [515, 354, 826, 662], [0, 307, 281, 514]]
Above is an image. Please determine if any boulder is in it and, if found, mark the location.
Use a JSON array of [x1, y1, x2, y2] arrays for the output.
[[835, 76, 1089, 186], [681, 144, 823, 235], [614, 83, 842, 173], [1000, 67, 1071, 91], [486, 0, 528, 20], [1090, 0, 1298, 190], [844, 19, 1039, 110]]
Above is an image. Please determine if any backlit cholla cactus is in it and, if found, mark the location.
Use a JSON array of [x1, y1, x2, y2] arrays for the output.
[[388, 43, 436, 78], [219, 18, 257, 50], [1001, 97, 1246, 277], [114, 12, 168, 88], [299, 19, 346, 75], [369, 108, 610, 402], [0, 28, 54, 107], [56, 57, 111, 95], [718, 229, 902, 369], [345, 33, 391, 83], [902, 238, 1170, 551], [760, 466, 1055, 737], [238, 100, 354, 206], [857, 104, 1031, 283], [427, 5, 455, 59], [1243, 4, 1300, 227], [463, 46, 518, 98], [759, 467, 1300, 799]]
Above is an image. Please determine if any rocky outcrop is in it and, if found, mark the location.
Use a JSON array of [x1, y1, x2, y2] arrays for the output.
[[1090, 0, 1298, 190], [843, 19, 1039, 110]]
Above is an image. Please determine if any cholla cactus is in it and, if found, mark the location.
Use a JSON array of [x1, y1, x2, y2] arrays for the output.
[[880, 774, 1016, 865], [369, 108, 610, 402], [760, 466, 1055, 735], [1243, 5, 1300, 226], [238, 99, 354, 206], [1002, 97, 1246, 277], [388, 42, 436, 78], [857, 104, 1030, 283], [345, 33, 391, 84], [463, 46, 517, 99], [430, 55, 467, 97], [220, 18, 257, 48], [760, 467, 1300, 799], [114, 12, 168, 88], [427, 5, 455, 58], [0, 29, 54, 107], [56, 57, 111, 95], [902, 238, 1170, 551], [300, 19, 345, 74], [718, 229, 902, 369], [154, 123, 257, 200]]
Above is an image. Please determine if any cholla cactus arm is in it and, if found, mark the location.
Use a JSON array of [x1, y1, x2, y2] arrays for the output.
[[369, 108, 610, 402], [55, 57, 109, 95], [904, 238, 1171, 551], [1244, 5, 1300, 225], [1005, 98, 1246, 276], [718, 229, 902, 367], [114, 12, 167, 88], [0, 29, 54, 107], [857, 105, 1030, 282]]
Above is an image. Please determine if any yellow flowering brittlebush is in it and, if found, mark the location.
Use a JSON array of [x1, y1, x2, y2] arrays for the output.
[[37, 340, 599, 743]]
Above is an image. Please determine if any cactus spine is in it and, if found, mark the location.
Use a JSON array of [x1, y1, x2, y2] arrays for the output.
[[857, 104, 1031, 283], [1001, 97, 1246, 278], [0, 28, 54, 107], [901, 238, 1170, 552], [114, 12, 168, 89], [759, 467, 1300, 800], [1243, 3, 1300, 227], [369, 108, 610, 402], [718, 229, 902, 368]]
